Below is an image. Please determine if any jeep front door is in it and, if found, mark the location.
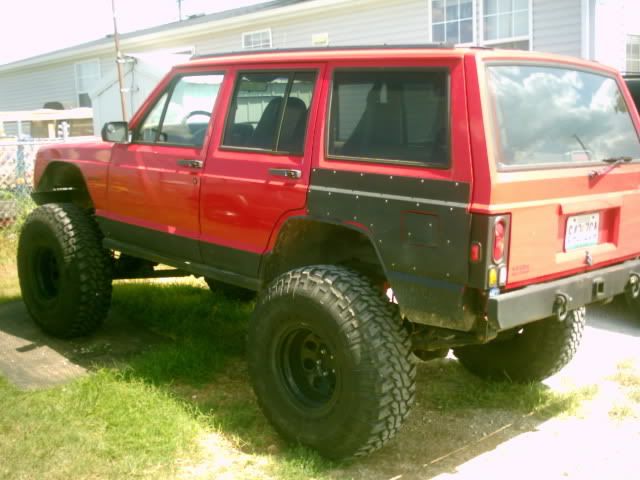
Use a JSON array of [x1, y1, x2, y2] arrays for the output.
[[102, 72, 225, 262]]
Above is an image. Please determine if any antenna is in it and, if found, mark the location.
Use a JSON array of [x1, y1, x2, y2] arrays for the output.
[[111, 0, 128, 122]]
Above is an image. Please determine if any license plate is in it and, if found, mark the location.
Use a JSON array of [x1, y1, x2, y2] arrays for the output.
[[565, 213, 600, 251]]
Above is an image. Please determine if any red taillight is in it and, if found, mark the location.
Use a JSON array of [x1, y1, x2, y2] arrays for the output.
[[470, 242, 482, 263], [493, 218, 506, 263]]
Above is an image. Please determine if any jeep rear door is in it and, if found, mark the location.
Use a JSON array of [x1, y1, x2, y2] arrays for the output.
[[309, 54, 474, 328], [470, 54, 640, 289], [103, 71, 225, 262], [199, 64, 323, 278]]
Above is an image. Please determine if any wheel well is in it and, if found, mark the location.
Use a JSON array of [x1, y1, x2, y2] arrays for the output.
[[261, 219, 387, 286], [35, 162, 93, 209]]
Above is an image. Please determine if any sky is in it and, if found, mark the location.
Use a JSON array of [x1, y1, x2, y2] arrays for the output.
[[0, 0, 269, 65]]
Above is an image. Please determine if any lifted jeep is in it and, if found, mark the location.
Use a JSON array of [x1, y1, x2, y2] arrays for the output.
[[19, 46, 640, 459]]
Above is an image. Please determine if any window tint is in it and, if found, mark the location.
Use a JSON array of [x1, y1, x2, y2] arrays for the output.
[[134, 74, 224, 147], [488, 65, 640, 167], [279, 72, 315, 152], [223, 71, 315, 153], [329, 70, 449, 166]]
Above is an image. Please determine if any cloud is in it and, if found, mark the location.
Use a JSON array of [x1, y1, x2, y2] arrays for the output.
[[489, 66, 640, 166]]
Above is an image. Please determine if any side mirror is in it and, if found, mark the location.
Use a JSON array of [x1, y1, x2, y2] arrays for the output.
[[101, 121, 129, 143]]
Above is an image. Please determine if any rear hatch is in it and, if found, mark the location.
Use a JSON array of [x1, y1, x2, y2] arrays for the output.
[[478, 59, 640, 289]]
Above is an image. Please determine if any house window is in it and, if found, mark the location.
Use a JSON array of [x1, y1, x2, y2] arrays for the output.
[[432, 0, 474, 44], [483, 0, 529, 45], [242, 29, 272, 50], [626, 35, 640, 73], [74, 60, 101, 108]]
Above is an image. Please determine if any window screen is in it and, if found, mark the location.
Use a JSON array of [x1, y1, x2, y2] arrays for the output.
[[223, 71, 315, 153], [329, 70, 449, 166]]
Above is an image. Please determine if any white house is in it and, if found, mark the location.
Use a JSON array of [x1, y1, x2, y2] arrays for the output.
[[0, 0, 639, 136]]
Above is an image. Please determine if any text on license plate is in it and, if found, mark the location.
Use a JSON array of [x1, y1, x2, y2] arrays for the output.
[[565, 213, 600, 251]]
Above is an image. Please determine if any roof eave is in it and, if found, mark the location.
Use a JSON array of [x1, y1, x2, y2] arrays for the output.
[[0, 0, 358, 73]]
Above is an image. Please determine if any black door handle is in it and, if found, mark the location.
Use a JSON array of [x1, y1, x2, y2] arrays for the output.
[[268, 168, 302, 179], [177, 159, 203, 169]]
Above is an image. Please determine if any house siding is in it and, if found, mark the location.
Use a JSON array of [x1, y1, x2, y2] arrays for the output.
[[195, 0, 430, 54], [0, 62, 78, 111], [532, 0, 582, 57]]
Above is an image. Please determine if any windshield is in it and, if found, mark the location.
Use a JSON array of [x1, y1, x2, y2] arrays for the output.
[[487, 64, 640, 168]]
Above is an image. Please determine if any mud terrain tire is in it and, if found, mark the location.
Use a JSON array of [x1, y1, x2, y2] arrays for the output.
[[454, 308, 586, 382], [247, 265, 416, 459], [17, 203, 112, 338]]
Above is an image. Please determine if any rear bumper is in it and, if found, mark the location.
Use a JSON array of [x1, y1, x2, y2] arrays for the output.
[[488, 259, 640, 330]]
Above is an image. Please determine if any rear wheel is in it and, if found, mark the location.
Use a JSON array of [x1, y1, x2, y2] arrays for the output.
[[454, 308, 585, 382], [247, 265, 415, 459], [17, 203, 112, 338]]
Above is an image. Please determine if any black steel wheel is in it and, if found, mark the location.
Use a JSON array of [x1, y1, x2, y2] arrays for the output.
[[278, 327, 338, 411], [248, 265, 415, 459], [17, 203, 112, 338]]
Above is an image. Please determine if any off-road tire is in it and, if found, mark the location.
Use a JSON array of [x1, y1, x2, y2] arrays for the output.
[[17, 203, 112, 338], [204, 277, 256, 301], [247, 265, 416, 459], [454, 308, 586, 382]]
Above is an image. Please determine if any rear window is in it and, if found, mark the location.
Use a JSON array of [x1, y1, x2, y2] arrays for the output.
[[488, 65, 640, 168], [328, 70, 449, 167]]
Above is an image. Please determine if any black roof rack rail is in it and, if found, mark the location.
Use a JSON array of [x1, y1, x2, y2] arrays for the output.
[[190, 43, 455, 60]]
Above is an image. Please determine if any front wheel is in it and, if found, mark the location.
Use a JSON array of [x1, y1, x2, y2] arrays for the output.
[[247, 266, 416, 459], [454, 308, 586, 382], [17, 203, 112, 338]]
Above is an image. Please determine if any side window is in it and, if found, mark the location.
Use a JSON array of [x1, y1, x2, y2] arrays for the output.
[[137, 92, 168, 143], [328, 70, 449, 166], [223, 71, 316, 154], [133, 74, 224, 148]]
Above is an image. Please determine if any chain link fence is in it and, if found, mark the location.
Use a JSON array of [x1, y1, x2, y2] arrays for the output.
[[0, 139, 69, 226]]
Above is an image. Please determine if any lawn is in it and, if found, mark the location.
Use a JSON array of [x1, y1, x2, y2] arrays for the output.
[[0, 212, 637, 479]]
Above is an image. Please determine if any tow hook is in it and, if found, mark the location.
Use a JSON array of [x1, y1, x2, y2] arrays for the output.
[[627, 274, 640, 300], [553, 293, 570, 321]]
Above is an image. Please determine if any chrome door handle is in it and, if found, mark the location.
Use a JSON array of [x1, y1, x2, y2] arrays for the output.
[[177, 159, 203, 169], [268, 168, 302, 179]]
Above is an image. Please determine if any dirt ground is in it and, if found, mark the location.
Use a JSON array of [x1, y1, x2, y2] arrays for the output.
[[1, 299, 639, 480]]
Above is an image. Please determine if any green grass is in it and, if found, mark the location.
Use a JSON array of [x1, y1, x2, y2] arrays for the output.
[[0, 370, 203, 479], [610, 359, 640, 406], [0, 203, 604, 478], [112, 282, 254, 385]]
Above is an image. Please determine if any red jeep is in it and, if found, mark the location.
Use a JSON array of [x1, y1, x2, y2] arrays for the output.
[[18, 46, 640, 459]]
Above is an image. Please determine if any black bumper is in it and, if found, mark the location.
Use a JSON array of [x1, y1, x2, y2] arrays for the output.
[[488, 259, 640, 330]]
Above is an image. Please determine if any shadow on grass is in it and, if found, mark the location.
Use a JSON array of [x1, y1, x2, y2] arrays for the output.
[[0, 280, 602, 479]]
